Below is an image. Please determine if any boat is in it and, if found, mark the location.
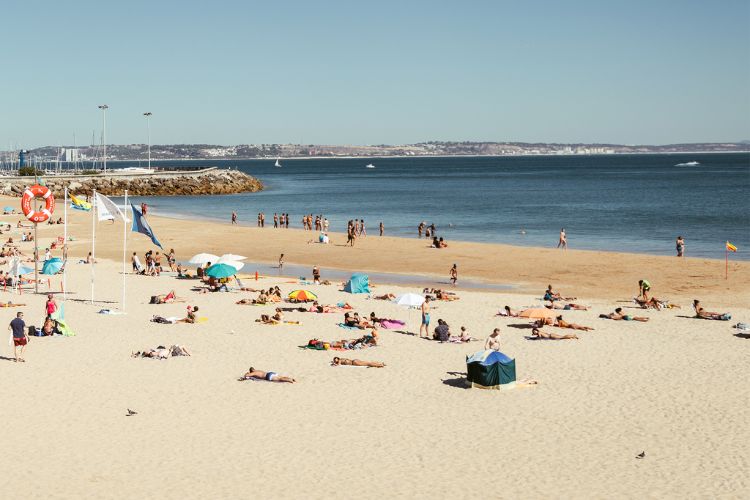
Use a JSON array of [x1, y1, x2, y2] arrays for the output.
[[365, 163, 375, 169], [274, 158, 282, 168], [675, 161, 700, 167], [119, 167, 155, 174]]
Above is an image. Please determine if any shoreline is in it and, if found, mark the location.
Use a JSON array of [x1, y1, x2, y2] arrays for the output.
[[5, 194, 746, 307]]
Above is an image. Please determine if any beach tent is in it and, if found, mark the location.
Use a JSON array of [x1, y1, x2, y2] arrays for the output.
[[466, 350, 516, 390], [343, 273, 370, 294]]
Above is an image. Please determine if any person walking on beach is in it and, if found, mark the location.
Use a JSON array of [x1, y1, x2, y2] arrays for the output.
[[45, 294, 57, 318], [418, 221, 425, 238], [323, 218, 329, 232], [558, 228, 567, 249], [231, 211, 237, 225], [379, 222, 384, 236], [9, 312, 28, 363], [285, 213, 290, 229], [359, 219, 366, 237], [419, 297, 431, 339], [676, 236, 685, 257], [273, 213, 278, 228], [312, 265, 321, 284], [449, 264, 458, 286], [260, 212, 265, 227], [278, 253, 284, 271]]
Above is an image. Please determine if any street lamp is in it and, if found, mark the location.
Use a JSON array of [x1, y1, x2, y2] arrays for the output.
[[98, 104, 109, 174], [143, 112, 152, 170]]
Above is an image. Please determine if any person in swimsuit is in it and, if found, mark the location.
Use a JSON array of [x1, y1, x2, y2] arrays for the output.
[[175, 306, 198, 324], [499, 305, 518, 317], [239, 367, 296, 383], [331, 357, 385, 367], [545, 301, 588, 310], [312, 265, 321, 284], [693, 300, 730, 320], [554, 315, 594, 331], [485, 328, 502, 351], [638, 280, 651, 300], [530, 327, 578, 340], [676, 236, 685, 257], [558, 228, 567, 249], [449, 264, 457, 286], [419, 296, 431, 339], [379, 222, 384, 236], [601, 308, 649, 322], [278, 254, 284, 270], [45, 294, 57, 317]]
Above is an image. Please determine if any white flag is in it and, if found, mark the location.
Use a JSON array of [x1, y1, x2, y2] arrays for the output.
[[95, 193, 127, 222]]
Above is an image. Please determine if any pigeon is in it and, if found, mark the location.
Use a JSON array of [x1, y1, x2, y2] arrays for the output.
[[636, 451, 645, 459], [126, 409, 138, 416]]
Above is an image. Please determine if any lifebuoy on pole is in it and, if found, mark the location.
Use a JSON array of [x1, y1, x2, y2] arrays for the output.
[[20, 185, 55, 223]]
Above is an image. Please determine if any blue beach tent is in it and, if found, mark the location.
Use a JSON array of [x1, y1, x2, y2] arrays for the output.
[[466, 350, 516, 390], [343, 273, 370, 294]]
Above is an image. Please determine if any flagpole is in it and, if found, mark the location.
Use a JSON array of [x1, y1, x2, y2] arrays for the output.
[[91, 189, 96, 304], [725, 247, 728, 280], [122, 190, 128, 311], [63, 186, 68, 305]]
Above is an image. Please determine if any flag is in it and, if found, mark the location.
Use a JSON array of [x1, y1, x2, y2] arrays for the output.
[[726, 241, 737, 252], [70, 194, 92, 211], [95, 193, 127, 222], [130, 203, 162, 249]]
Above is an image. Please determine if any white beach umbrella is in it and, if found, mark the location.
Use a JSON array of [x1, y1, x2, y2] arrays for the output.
[[219, 253, 247, 262], [189, 253, 219, 264], [394, 293, 426, 334], [394, 293, 425, 307], [220, 260, 245, 271]]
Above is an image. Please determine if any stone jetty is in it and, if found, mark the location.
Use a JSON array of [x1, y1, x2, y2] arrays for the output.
[[0, 168, 263, 197]]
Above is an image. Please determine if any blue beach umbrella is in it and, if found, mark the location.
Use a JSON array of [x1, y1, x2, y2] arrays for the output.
[[205, 263, 237, 279], [42, 258, 64, 275]]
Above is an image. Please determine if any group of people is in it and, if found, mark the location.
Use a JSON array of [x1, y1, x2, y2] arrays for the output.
[[417, 221, 437, 238]]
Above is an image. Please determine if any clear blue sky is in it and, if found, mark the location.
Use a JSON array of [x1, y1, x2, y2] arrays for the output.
[[3, 0, 749, 148]]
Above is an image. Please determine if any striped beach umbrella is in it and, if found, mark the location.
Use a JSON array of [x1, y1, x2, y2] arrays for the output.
[[288, 289, 317, 302]]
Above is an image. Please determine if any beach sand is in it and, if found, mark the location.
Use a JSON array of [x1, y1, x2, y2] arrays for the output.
[[0, 199, 748, 498]]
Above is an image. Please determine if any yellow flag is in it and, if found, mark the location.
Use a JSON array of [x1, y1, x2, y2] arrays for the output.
[[726, 241, 737, 252]]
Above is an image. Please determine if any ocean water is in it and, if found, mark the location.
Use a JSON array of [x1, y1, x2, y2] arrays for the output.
[[108, 153, 750, 260]]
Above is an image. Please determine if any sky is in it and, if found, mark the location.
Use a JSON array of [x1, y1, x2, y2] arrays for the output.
[[2, 0, 749, 148]]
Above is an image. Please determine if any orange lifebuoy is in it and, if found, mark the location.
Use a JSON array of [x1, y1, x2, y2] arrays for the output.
[[21, 185, 55, 223]]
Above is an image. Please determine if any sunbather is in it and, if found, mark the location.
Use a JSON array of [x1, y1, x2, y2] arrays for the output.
[[633, 296, 680, 310], [331, 357, 385, 367], [545, 301, 589, 310], [544, 285, 576, 302], [600, 308, 649, 322], [530, 327, 579, 340], [149, 290, 182, 304], [257, 308, 284, 324], [238, 367, 296, 383], [498, 305, 519, 317], [0, 301, 25, 308], [693, 300, 730, 320], [373, 293, 396, 300], [175, 306, 198, 324], [554, 315, 594, 331], [449, 326, 474, 343]]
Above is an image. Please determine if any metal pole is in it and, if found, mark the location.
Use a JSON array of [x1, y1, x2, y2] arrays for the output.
[[122, 190, 128, 311], [103, 108, 107, 174], [63, 186, 68, 304], [146, 114, 151, 170], [34, 222, 38, 294], [91, 189, 96, 304]]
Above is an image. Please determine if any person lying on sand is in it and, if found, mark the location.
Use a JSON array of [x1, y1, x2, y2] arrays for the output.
[[600, 308, 649, 322], [343, 312, 371, 329], [693, 300, 731, 320], [498, 305, 519, 317], [554, 315, 594, 331], [545, 301, 589, 311], [257, 308, 284, 324], [0, 301, 25, 307], [530, 327, 578, 340], [373, 293, 396, 300], [132, 345, 191, 359], [150, 290, 183, 304], [331, 356, 385, 367], [238, 367, 296, 383], [544, 285, 576, 302], [237, 291, 269, 305], [633, 297, 680, 310]]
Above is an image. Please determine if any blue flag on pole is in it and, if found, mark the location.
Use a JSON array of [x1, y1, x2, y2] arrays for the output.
[[130, 203, 163, 249]]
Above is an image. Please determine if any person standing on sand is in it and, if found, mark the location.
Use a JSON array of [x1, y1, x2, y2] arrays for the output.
[[359, 219, 366, 237], [676, 236, 685, 257], [273, 213, 278, 228], [9, 312, 28, 363], [379, 222, 384, 236], [450, 264, 458, 286], [558, 228, 567, 249], [285, 213, 290, 229], [323, 218, 329, 232], [419, 297, 431, 338], [261, 212, 265, 227], [231, 212, 237, 225], [312, 265, 321, 284], [638, 279, 651, 301], [45, 294, 57, 318], [279, 254, 284, 270], [418, 222, 425, 238]]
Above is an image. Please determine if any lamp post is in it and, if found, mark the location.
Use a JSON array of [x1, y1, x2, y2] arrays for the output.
[[98, 104, 109, 174], [143, 112, 152, 170]]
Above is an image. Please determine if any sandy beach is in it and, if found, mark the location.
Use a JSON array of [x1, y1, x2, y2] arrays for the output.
[[0, 199, 748, 498]]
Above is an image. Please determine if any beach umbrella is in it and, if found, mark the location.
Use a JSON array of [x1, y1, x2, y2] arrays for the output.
[[288, 289, 317, 302], [394, 293, 426, 333], [189, 253, 219, 264], [41, 258, 64, 275], [205, 263, 237, 278], [519, 308, 556, 319], [219, 254, 247, 262], [219, 260, 244, 271], [394, 293, 425, 307]]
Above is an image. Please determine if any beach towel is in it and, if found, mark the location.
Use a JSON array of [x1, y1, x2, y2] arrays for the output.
[[696, 313, 732, 321], [337, 323, 361, 330], [379, 319, 405, 329]]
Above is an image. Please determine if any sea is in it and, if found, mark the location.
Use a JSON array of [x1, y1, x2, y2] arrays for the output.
[[106, 153, 750, 260]]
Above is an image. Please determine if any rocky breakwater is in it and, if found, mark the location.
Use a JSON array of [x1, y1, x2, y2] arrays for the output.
[[1, 168, 263, 197]]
